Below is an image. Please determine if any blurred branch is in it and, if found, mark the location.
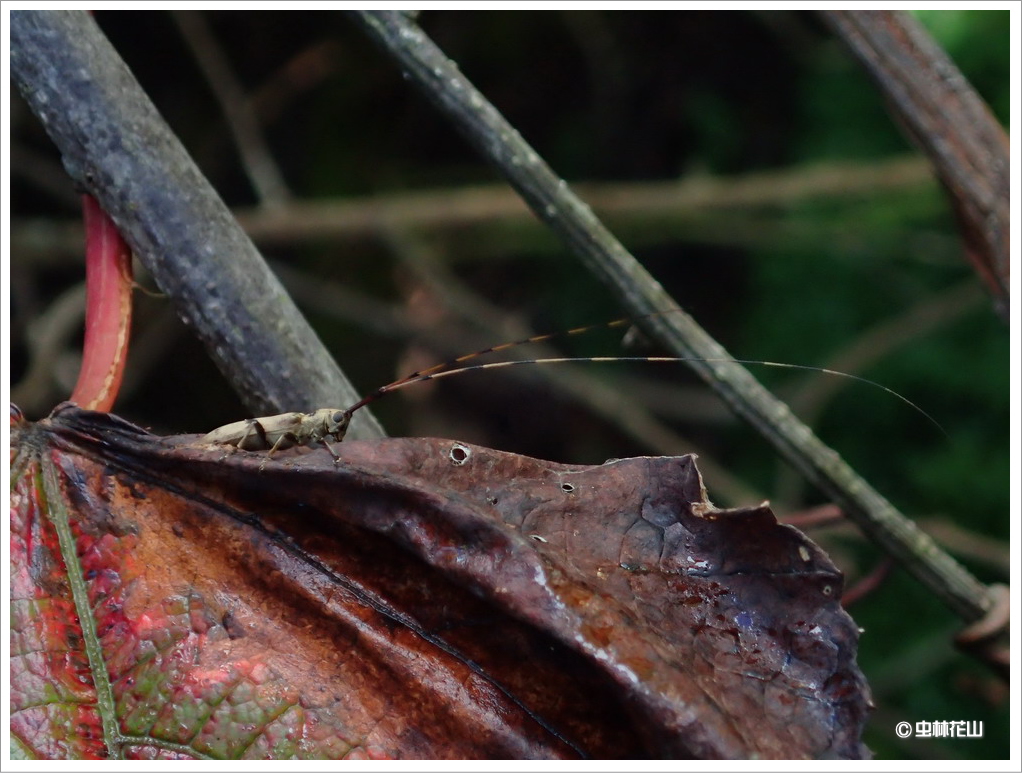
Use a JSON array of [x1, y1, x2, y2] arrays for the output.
[[955, 584, 1010, 677], [113, 303, 188, 411], [841, 558, 894, 607], [197, 157, 940, 245], [591, 372, 734, 427], [629, 278, 985, 500], [11, 140, 82, 210], [822, 10, 1010, 321], [170, 10, 291, 207], [781, 503, 845, 530], [923, 519, 1009, 580], [383, 228, 765, 507], [10, 10, 383, 439], [190, 38, 341, 189], [270, 261, 411, 343], [775, 279, 985, 506], [352, 10, 1003, 660], [559, 10, 628, 152], [790, 280, 985, 423], [249, 39, 342, 124], [782, 507, 1009, 583], [11, 156, 936, 261], [278, 249, 763, 505], [11, 283, 87, 415]]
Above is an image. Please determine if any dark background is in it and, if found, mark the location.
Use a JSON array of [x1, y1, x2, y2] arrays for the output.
[[9, 9, 1010, 759]]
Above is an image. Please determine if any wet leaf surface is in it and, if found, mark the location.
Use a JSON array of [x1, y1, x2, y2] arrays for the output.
[[10, 404, 872, 759]]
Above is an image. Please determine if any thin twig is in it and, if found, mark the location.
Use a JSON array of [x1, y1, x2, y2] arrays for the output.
[[780, 508, 1009, 583], [189, 38, 339, 195], [249, 39, 341, 125], [841, 558, 894, 607], [790, 280, 986, 424], [229, 156, 937, 245], [921, 520, 1010, 582], [170, 10, 291, 207], [567, 371, 735, 427], [10, 156, 937, 260], [11, 140, 82, 210], [352, 10, 1000, 633], [780, 503, 846, 531], [278, 249, 761, 504], [774, 279, 986, 506], [384, 227, 765, 506], [111, 302, 187, 408], [11, 283, 87, 415]]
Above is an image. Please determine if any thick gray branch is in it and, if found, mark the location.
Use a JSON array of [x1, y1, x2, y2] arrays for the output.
[[10, 9, 383, 440]]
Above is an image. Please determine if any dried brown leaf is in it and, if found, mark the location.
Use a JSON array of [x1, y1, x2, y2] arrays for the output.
[[10, 404, 872, 759]]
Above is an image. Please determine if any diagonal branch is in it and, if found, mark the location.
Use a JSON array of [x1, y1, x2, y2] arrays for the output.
[[10, 9, 384, 440], [821, 10, 1010, 322], [351, 11, 1001, 647]]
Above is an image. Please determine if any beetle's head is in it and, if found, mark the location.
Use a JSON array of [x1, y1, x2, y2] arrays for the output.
[[326, 409, 350, 441]]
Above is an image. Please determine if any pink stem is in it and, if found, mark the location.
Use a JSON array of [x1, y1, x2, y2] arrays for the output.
[[70, 194, 133, 412]]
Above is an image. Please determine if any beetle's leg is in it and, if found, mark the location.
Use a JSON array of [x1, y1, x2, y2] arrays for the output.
[[237, 419, 270, 451], [266, 431, 299, 456], [321, 437, 342, 465], [258, 431, 299, 472]]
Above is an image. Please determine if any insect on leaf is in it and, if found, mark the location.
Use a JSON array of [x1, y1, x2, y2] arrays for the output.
[[10, 404, 873, 759]]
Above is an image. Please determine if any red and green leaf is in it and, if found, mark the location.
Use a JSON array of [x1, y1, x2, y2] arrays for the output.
[[10, 405, 872, 759]]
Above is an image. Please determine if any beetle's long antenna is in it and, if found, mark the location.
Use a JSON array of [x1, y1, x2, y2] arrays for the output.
[[342, 309, 680, 418], [344, 355, 947, 438]]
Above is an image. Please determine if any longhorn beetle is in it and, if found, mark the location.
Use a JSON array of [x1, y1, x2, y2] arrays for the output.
[[201, 407, 351, 460], [200, 309, 944, 460]]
